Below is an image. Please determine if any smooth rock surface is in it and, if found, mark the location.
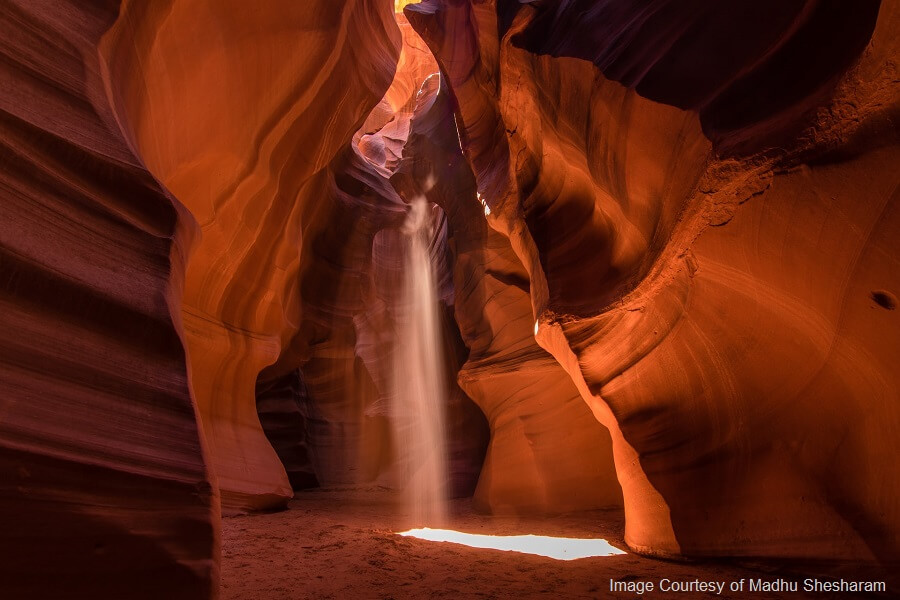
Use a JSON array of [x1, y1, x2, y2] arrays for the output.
[[408, 0, 900, 572], [102, 0, 402, 511], [3, 2, 899, 595], [0, 1, 217, 597], [391, 74, 623, 514], [255, 370, 318, 491]]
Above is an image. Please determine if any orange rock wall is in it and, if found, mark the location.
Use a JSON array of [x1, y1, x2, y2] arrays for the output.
[[102, 0, 402, 510], [3, 2, 899, 595], [0, 1, 217, 597], [408, 0, 900, 571], [391, 77, 623, 513]]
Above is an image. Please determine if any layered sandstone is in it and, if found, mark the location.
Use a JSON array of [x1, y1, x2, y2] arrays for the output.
[[246, 12, 489, 493], [255, 370, 318, 491], [3, 1, 899, 596], [101, 0, 403, 510], [332, 22, 491, 493], [391, 75, 623, 513], [0, 1, 217, 598], [408, 0, 900, 572]]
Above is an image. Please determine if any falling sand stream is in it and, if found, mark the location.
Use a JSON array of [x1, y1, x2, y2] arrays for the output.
[[392, 196, 449, 527]]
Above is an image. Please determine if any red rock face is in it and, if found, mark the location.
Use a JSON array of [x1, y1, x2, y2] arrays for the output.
[[255, 370, 318, 491], [101, 0, 403, 511], [391, 76, 623, 513], [407, 0, 899, 571], [0, 1, 217, 598], [2, 0, 899, 595]]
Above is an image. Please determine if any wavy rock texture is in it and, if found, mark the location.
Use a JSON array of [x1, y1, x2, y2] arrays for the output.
[[255, 370, 318, 491], [253, 14, 488, 494], [5, 0, 899, 596], [101, 0, 402, 511], [361, 205, 490, 497], [262, 19, 426, 486], [0, 1, 217, 598], [391, 77, 622, 513], [408, 0, 900, 572], [309, 21, 490, 494], [279, 141, 405, 487]]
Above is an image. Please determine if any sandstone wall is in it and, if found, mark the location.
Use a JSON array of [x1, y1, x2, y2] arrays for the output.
[[391, 74, 623, 514], [0, 1, 218, 597], [101, 0, 402, 510], [407, 0, 900, 570]]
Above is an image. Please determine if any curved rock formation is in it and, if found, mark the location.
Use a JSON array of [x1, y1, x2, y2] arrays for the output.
[[255, 370, 318, 491], [101, 0, 402, 511], [302, 22, 490, 492], [281, 141, 405, 487], [254, 14, 488, 494], [391, 76, 622, 513], [0, 1, 217, 597], [408, 0, 900, 572], [4, 0, 899, 595]]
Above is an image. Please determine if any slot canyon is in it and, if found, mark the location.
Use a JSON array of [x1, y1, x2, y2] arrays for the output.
[[0, 0, 898, 598]]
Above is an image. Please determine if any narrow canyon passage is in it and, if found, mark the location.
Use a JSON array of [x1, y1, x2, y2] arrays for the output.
[[0, 1, 898, 599]]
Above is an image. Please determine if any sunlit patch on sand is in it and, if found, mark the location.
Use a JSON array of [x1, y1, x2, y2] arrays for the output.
[[397, 528, 626, 560]]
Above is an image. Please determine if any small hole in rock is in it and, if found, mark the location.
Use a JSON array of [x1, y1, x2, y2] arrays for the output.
[[870, 290, 897, 310]]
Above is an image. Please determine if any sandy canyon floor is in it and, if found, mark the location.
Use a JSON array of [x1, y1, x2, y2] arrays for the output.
[[220, 490, 882, 599]]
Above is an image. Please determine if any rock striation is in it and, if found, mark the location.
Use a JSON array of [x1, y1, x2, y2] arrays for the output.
[[0, 1, 217, 598], [407, 0, 900, 573], [101, 0, 403, 511], [252, 11, 488, 494], [255, 370, 318, 491], [391, 75, 623, 513], [3, 0, 899, 595]]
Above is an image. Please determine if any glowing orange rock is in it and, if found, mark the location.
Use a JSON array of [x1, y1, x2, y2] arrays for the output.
[[103, 0, 402, 511], [408, 0, 900, 573]]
